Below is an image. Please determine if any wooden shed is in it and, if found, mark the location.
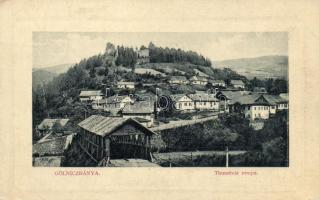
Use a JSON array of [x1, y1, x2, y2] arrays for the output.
[[78, 115, 155, 163]]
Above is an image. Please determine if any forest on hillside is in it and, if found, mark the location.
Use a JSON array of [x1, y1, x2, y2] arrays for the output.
[[32, 42, 287, 137]]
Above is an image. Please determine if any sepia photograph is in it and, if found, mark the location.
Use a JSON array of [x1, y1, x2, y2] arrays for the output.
[[32, 32, 289, 167]]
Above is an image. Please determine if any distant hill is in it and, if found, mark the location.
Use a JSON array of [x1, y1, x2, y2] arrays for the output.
[[32, 70, 57, 88], [212, 55, 288, 80], [33, 63, 74, 74]]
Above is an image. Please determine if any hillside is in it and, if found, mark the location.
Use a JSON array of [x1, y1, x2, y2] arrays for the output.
[[32, 70, 57, 88], [34, 63, 74, 74], [212, 55, 288, 80]]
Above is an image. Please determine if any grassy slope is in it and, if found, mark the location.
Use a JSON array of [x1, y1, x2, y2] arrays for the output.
[[212, 55, 288, 79]]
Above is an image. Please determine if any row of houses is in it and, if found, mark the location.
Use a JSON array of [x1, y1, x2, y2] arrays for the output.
[[169, 75, 245, 89], [79, 88, 288, 122], [216, 91, 289, 120]]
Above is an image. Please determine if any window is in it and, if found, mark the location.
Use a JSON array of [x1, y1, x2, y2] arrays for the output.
[[272, 106, 275, 109], [247, 106, 250, 110], [184, 103, 187, 106], [179, 103, 181, 108], [254, 107, 256, 110], [204, 102, 206, 106], [189, 103, 192, 106]]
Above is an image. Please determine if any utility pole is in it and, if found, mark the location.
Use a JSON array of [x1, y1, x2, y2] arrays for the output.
[[225, 146, 229, 167], [155, 87, 160, 115]]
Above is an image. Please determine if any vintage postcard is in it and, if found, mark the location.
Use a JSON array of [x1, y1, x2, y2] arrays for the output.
[[1, 0, 319, 200], [32, 32, 289, 168]]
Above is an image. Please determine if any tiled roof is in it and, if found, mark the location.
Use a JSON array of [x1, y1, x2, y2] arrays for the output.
[[122, 101, 154, 114], [217, 91, 247, 100], [80, 90, 103, 97], [229, 94, 263, 105], [263, 94, 288, 104], [37, 119, 69, 130], [78, 115, 155, 137], [33, 134, 73, 156], [230, 80, 244, 85], [188, 94, 219, 102]]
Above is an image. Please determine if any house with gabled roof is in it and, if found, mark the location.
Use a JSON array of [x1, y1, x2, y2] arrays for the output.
[[122, 101, 155, 127], [36, 118, 70, 137], [117, 81, 135, 89], [210, 80, 226, 87], [263, 94, 288, 114], [188, 93, 219, 110], [33, 133, 74, 167], [228, 94, 273, 120], [170, 94, 195, 111], [190, 76, 208, 85], [230, 80, 245, 89], [169, 76, 188, 84], [79, 90, 103, 102]]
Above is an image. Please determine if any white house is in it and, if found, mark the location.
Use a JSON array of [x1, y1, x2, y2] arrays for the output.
[[188, 94, 219, 110], [210, 80, 226, 87], [122, 101, 155, 127], [263, 94, 288, 114], [230, 80, 245, 89], [215, 91, 249, 112], [229, 94, 271, 120], [170, 94, 195, 111], [105, 95, 134, 109], [79, 90, 103, 102], [169, 76, 188, 84], [190, 76, 208, 85], [117, 81, 135, 89]]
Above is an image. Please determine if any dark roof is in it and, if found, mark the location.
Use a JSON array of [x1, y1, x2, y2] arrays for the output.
[[231, 80, 245, 85], [33, 156, 64, 167], [216, 91, 249, 100], [263, 94, 288, 104], [37, 119, 69, 130], [78, 115, 155, 137], [170, 76, 187, 81], [122, 101, 154, 114], [133, 117, 151, 123], [188, 94, 219, 102], [80, 90, 103, 97], [33, 134, 74, 156], [229, 94, 263, 105]]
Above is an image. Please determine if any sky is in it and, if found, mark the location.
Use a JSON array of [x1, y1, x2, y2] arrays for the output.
[[33, 32, 288, 68]]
